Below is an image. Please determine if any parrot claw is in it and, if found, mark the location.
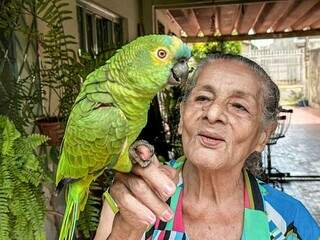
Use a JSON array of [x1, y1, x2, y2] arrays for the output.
[[129, 140, 155, 168]]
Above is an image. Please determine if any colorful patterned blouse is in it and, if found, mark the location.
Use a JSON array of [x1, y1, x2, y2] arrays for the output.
[[142, 158, 320, 240]]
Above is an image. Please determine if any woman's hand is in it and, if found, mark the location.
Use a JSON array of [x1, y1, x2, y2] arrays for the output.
[[94, 156, 179, 240]]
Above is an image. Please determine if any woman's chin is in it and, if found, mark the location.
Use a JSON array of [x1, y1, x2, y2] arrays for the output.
[[186, 148, 226, 170]]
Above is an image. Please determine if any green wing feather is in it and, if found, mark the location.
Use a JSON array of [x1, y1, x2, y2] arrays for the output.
[[56, 97, 130, 185]]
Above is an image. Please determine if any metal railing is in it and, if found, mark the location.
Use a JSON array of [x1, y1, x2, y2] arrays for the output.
[[243, 49, 305, 85]]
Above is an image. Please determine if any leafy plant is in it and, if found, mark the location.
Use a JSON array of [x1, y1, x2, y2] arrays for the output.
[[192, 41, 242, 62], [0, 115, 49, 239], [0, 1, 122, 239], [0, 0, 80, 130], [0, 0, 42, 133], [36, 0, 78, 120], [161, 87, 184, 158]]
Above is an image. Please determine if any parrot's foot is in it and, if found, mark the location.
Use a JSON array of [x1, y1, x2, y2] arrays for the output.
[[129, 140, 155, 168]]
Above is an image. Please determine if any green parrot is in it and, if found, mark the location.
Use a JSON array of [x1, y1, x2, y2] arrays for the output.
[[55, 34, 191, 240]]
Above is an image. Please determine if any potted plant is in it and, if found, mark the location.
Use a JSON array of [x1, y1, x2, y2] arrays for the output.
[[32, 0, 79, 146], [0, 0, 80, 145]]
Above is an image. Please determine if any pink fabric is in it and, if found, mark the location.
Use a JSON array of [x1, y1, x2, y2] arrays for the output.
[[157, 230, 165, 240], [244, 186, 250, 208], [154, 218, 160, 229], [173, 190, 184, 232]]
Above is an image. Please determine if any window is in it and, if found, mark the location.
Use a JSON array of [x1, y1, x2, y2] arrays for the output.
[[77, 1, 123, 55], [86, 12, 94, 52], [77, 6, 86, 50], [96, 17, 113, 53]]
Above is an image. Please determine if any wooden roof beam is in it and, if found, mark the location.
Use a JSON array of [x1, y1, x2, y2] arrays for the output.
[[178, 9, 201, 36], [189, 9, 202, 35], [291, 1, 320, 30], [250, 3, 266, 33], [238, 4, 262, 34], [310, 19, 320, 29], [232, 5, 243, 34], [153, 0, 287, 10], [215, 7, 221, 35], [193, 9, 212, 35], [181, 29, 320, 42], [254, 3, 276, 33], [168, 9, 195, 36], [165, 10, 184, 32], [270, 0, 301, 32]]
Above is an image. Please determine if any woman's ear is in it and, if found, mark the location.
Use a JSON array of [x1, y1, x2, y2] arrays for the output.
[[178, 103, 184, 135], [254, 122, 277, 152]]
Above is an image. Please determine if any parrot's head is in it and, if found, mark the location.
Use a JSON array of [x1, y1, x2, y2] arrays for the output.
[[113, 34, 191, 95]]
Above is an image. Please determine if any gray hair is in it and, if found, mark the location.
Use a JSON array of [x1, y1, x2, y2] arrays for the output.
[[181, 53, 280, 176]]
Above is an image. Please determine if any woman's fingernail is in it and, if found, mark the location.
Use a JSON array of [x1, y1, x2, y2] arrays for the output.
[[147, 214, 156, 225], [161, 209, 173, 222], [164, 185, 175, 196]]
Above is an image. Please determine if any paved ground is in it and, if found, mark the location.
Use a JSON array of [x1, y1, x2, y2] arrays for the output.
[[263, 106, 320, 223]]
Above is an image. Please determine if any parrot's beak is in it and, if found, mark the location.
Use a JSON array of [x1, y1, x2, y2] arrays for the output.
[[167, 58, 189, 86]]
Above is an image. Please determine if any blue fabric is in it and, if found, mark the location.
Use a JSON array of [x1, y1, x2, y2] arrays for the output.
[[261, 183, 320, 239]]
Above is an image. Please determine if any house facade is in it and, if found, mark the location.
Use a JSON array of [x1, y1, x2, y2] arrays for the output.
[[51, 0, 182, 56]]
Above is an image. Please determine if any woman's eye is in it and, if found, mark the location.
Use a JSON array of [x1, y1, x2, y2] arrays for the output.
[[232, 103, 247, 112], [195, 95, 210, 102]]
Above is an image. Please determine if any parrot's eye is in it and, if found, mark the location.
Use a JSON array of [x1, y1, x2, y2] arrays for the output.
[[157, 49, 167, 59]]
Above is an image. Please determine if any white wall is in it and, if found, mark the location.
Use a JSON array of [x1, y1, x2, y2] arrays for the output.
[[91, 0, 140, 41], [62, 0, 80, 49]]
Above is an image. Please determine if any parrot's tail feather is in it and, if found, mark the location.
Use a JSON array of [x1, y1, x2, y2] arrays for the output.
[[58, 182, 88, 240], [70, 204, 78, 239], [59, 200, 79, 240]]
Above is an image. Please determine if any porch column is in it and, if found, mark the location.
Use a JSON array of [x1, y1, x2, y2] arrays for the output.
[[141, 0, 155, 34]]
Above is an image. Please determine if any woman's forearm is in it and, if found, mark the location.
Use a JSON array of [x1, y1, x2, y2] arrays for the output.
[[94, 200, 115, 240]]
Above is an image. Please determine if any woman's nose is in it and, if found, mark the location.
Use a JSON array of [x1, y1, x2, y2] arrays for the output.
[[203, 102, 228, 124]]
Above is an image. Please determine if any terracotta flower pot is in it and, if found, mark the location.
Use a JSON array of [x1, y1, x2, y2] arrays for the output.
[[36, 117, 64, 146]]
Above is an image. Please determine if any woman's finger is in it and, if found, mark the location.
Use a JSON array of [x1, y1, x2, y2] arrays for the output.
[[116, 173, 174, 222], [131, 157, 178, 200], [110, 180, 156, 228]]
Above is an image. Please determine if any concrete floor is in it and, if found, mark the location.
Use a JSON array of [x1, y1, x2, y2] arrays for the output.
[[262, 107, 320, 223]]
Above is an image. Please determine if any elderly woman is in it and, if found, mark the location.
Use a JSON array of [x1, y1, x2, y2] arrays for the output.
[[95, 53, 320, 240]]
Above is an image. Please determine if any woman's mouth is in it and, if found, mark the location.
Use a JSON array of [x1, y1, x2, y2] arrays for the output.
[[199, 134, 225, 148]]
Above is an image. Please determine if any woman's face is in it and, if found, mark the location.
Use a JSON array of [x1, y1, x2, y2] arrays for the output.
[[180, 60, 271, 171]]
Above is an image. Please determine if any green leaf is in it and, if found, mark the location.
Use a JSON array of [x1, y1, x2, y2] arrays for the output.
[[0, 116, 47, 239], [1, 117, 21, 156]]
